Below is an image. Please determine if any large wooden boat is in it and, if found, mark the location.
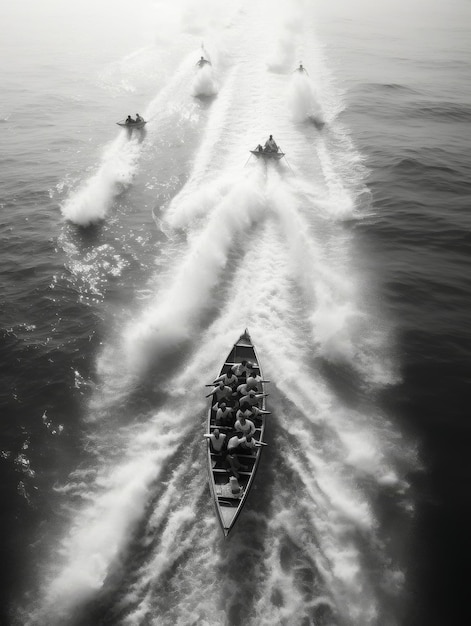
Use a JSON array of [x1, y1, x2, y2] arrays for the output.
[[206, 329, 267, 536]]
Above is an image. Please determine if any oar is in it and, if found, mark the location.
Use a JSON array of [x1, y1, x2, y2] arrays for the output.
[[280, 150, 295, 174], [205, 381, 235, 387]]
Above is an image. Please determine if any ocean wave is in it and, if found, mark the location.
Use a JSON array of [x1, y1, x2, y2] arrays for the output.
[[357, 82, 421, 95], [405, 101, 471, 123]]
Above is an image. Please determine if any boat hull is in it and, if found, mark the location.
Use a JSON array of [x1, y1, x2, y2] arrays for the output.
[[250, 149, 285, 161], [206, 330, 267, 536], [117, 121, 147, 129]]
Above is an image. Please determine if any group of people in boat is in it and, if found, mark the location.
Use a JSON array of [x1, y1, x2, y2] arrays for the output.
[[256, 134, 279, 153], [204, 360, 270, 492], [125, 113, 145, 125]]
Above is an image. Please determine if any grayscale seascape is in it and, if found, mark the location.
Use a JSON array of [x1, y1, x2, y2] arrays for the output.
[[1, 0, 470, 624]]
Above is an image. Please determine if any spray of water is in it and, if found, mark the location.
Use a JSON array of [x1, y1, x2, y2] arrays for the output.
[[288, 71, 325, 126], [26, 411, 191, 625], [192, 62, 219, 98], [60, 134, 142, 226], [123, 168, 266, 372]]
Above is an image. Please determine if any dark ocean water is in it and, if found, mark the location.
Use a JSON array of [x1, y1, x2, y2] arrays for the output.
[[1, 0, 470, 624]]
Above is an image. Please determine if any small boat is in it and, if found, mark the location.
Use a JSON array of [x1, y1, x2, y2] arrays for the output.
[[116, 120, 147, 129], [250, 148, 285, 161], [206, 329, 267, 536]]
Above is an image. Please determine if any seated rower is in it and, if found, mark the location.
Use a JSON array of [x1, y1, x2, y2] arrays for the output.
[[231, 360, 250, 380], [246, 372, 264, 390], [236, 381, 252, 397], [249, 405, 271, 418], [213, 370, 239, 390], [227, 431, 246, 453], [296, 62, 307, 74], [234, 415, 256, 437], [215, 402, 235, 427], [239, 434, 257, 454], [240, 390, 268, 408], [237, 381, 263, 397], [240, 434, 267, 454], [212, 397, 226, 412], [125, 115, 134, 124], [135, 113, 144, 123], [206, 381, 232, 403], [264, 135, 278, 152], [235, 402, 253, 421], [203, 428, 226, 454]]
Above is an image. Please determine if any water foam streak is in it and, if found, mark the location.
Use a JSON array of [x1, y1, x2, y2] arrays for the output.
[[61, 134, 142, 226]]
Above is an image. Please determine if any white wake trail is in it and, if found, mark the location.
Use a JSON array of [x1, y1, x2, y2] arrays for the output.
[[28, 411, 191, 625], [123, 168, 267, 371], [61, 134, 142, 226]]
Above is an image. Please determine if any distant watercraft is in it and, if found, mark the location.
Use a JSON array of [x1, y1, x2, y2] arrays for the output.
[[197, 56, 211, 68], [250, 148, 285, 161], [206, 329, 268, 536], [116, 119, 147, 129]]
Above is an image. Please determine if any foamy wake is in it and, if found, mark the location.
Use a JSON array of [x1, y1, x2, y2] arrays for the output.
[[28, 411, 191, 625], [123, 169, 266, 371], [61, 134, 142, 226], [192, 62, 219, 97], [288, 71, 325, 126]]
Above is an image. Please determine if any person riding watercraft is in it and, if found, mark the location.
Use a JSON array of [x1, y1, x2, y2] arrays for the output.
[[234, 415, 256, 437], [205, 429, 226, 454], [135, 113, 144, 123], [197, 56, 211, 68], [264, 135, 279, 152], [216, 402, 235, 427], [212, 370, 239, 389], [125, 115, 134, 124], [206, 381, 232, 402]]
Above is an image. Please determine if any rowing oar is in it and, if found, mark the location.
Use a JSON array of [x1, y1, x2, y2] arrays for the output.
[[280, 149, 295, 174], [243, 153, 253, 167], [205, 380, 271, 386]]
